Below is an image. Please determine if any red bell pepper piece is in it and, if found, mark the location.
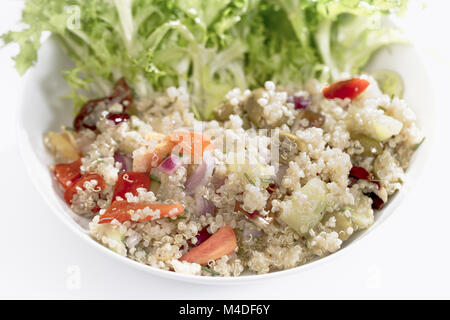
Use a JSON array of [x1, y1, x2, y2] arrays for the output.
[[98, 201, 184, 224], [64, 173, 105, 205], [323, 78, 370, 100], [112, 172, 151, 201], [54, 159, 82, 190]]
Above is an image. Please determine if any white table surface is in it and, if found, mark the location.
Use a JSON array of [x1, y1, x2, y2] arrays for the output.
[[1, 0, 450, 299]]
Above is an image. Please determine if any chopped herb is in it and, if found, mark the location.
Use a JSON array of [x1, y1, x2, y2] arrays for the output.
[[201, 266, 220, 276], [244, 173, 255, 186], [260, 178, 274, 184], [169, 215, 186, 225], [133, 126, 140, 131], [63, 126, 74, 131], [178, 185, 185, 190], [162, 153, 170, 161], [131, 87, 139, 101], [412, 137, 425, 151], [150, 174, 161, 183], [97, 158, 107, 165]]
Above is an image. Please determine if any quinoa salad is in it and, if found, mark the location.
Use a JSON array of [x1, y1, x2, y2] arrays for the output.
[[5, 0, 420, 277], [44, 75, 423, 276]]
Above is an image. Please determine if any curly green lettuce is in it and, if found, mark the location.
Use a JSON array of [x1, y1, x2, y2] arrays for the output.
[[1, 0, 408, 120]]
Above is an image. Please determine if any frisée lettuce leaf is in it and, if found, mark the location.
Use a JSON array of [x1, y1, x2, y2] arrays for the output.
[[1, 0, 409, 120]]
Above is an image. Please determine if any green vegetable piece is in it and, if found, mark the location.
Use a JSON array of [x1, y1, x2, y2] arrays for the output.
[[150, 174, 161, 183], [244, 173, 256, 186], [201, 266, 220, 276], [260, 178, 274, 184], [279, 178, 328, 235], [351, 133, 384, 156], [1, 0, 410, 119], [213, 102, 238, 121], [372, 70, 405, 98], [348, 112, 403, 142], [412, 137, 425, 151], [278, 132, 303, 164], [244, 88, 266, 127]]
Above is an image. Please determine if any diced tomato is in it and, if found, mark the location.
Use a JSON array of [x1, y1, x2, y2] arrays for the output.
[[54, 159, 82, 190], [91, 206, 101, 214], [98, 201, 184, 224], [169, 131, 214, 161], [112, 172, 151, 201], [133, 131, 215, 172], [64, 173, 105, 205], [179, 225, 237, 265], [323, 78, 370, 100], [170, 131, 211, 145], [132, 139, 177, 172]]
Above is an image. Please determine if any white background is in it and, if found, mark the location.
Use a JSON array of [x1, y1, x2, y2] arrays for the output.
[[1, 0, 450, 299]]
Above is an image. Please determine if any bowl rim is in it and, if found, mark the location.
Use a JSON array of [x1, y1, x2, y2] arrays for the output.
[[14, 40, 436, 285]]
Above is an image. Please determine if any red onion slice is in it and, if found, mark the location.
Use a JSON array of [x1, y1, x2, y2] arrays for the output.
[[114, 153, 132, 173], [74, 78, 133, 132], [106, 112, 130, 125], [196, 195, 216, 216], [125, 233, 142, 248], [235, 201, 259, 219], [274, 164, 288, 185], [349, 166, 372, 180], [212, 176, 225, 189], [189, 226, 211, 247], [349, 166, 381, 189], [368, 192, 385, 210], [185, 151, 215, 194], [242, 227, 263, 241], [288, 95, 312, 109], [158, 155, 182, 175]]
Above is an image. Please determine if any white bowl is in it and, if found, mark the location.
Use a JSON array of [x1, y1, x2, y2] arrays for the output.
[[16, 38, 435, 284]]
